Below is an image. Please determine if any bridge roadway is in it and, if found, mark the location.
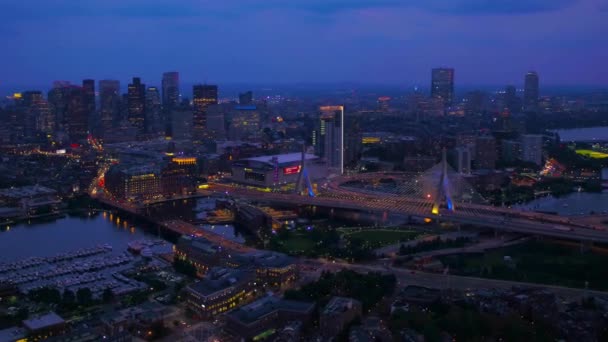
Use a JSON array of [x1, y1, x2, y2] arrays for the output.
[[209, 184, 608, 243]]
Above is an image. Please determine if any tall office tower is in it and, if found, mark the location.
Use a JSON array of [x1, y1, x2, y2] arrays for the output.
[[238, 91, 253, 105], [145, 87, 162, 134], [99, 80, 120, 136], [464, 91, 485, 115], [229, 105, 260, 140], [48, 82, 72, 132], [521, 134, 543, 165], [162, 72, 180, 109], [431, 68, 455, 107], [523, 71, 539, 112], [504, 85, 521, 113], [128, 77, 146, 135], [20, 91, 48, 138], [319, 106, 345, 175], [82, 79, 96, 131], [475, 136, 497, 170], [206, 105, 227, 140], [66, 86, 88, 142], [192, 84, 218, 141], [169, 108, 194, 140]]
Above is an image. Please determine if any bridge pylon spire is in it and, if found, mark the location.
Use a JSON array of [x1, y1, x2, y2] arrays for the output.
[[432, 148, 455, 214], [295, 145, 315, 197]]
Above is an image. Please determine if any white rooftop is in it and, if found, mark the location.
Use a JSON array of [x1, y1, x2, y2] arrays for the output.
[[243, 153, 318, 165]]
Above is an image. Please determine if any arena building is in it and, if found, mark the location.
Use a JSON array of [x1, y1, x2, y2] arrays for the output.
[[231, 153, 326, 188]]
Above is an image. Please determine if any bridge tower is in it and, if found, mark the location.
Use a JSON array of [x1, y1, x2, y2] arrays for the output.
[[432, 149, 455, 215], [295, 145, 316, 197]]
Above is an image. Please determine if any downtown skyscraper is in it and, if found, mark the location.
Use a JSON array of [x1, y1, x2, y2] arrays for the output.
[[99, 80, 120, 136], [524, 71, 539, 113], [431, 68, 455, 107], [128, 77, 146, 135], [82, 79, 96, 134], [161, 72, 180, 110], [192, 84, 218, 141]]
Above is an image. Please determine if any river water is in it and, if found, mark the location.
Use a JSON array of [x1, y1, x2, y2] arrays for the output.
[[0, 213, 152, 262], [515, 192, 608, 216], [552, 126, 608, 142]]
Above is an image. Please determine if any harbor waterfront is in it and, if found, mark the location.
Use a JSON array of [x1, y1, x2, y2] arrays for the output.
[[0, 213, 153, 262]]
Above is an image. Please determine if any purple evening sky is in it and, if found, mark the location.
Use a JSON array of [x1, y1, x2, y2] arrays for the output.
[[0, 0, 606, 87]]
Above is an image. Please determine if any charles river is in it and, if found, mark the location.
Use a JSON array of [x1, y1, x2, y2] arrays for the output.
[[0, 198, 243, 262]]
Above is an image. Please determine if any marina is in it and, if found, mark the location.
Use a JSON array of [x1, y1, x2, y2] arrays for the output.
[[0, 239, 173, 299]]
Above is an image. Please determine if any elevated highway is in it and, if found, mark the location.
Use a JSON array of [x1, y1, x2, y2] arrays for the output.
[[209, 182, 608, 244]]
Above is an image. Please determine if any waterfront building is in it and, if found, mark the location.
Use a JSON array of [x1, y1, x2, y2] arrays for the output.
[[104, 165, 161, 201], [231, 152, 325, 188], [174, 236, 228, 276], [185, 267, 256, 319]]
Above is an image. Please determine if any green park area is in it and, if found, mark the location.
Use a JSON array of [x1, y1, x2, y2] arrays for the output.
[[268, 226, 424, 261], [440, 240, 608, 291], [575, 149, 608, 159], [341, 229, 423, 248]]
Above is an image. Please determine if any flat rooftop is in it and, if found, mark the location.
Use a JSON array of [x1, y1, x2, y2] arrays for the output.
[[188, 267, 253, 297], [0, 185, 56, 199], [23, 312, 65, 331], [322, 297, 361, 315], [0, 327, 26, 342], [235, 153, 318, 168], [228, 296, 314, 325]]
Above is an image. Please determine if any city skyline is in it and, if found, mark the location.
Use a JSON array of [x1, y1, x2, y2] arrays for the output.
[[1, 0, 607, 86]]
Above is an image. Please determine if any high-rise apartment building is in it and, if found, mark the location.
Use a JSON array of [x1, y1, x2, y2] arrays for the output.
[[320, 106, 345, 175], [128, 77, 146, 135], [524, 72, 539, 112], [431, 68, 455, 107], [192, 84, 218, 141]]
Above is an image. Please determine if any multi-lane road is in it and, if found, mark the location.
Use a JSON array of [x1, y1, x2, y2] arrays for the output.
[[208, 181, 608, 243]]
